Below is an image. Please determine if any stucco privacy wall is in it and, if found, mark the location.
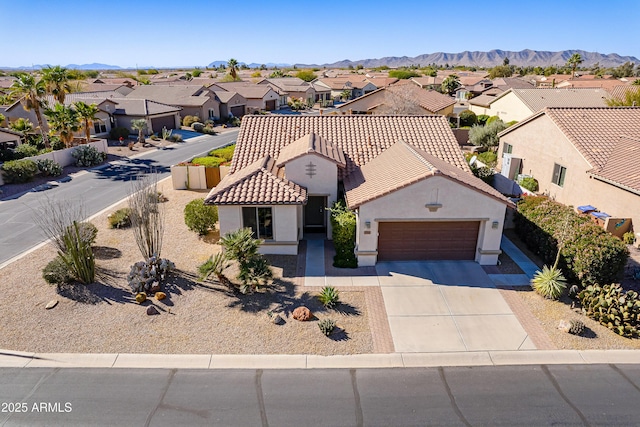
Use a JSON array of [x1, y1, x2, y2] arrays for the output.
[[284, 154, 338, 238], [217, 205, 300, 255], [498, 115, 640, 228], [354, 176, 506, 266]]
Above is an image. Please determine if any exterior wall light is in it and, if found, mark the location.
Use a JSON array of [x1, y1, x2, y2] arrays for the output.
[[492, 221, 499, 229]]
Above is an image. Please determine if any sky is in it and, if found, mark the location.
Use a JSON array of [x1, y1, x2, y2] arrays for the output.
[[2, 0, 638, 69]]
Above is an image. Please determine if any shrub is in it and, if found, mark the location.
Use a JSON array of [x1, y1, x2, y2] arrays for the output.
[[182, 115, 200, 127], [459, 110, 477, 127], [127, 255, 175, 294], [469, 120, 507, 149], [388, 70, 421, 79], [330, 201, 357, 268], [13, 143, 39, 159], [184, 198, 218, 235], [191, 156, 225, 167], [209, 145, 235, 162], [202, 126, 217, 135], [74, 222, 98, 248], [108, 208, 132, 229], [578, 284, 640, 338], [59, 221, 95, 284], [623, 231, 636, 245], [318, 286, 340, 308], [150, 134, 159, 141], [519, 176, 538, 192], [72, 145, 106, 167], [1, 159, 38, 183], [169, 134, 183, 142], [192, 122, 205, 132], [51, 137, 65, 151], [109, 126, 129, 140], [318, 319, 337, 336], [470, 164, 494, 185], [42, 256, 75, 286], [36, 159, 63, 177], [477, 114, 490, 126], [220, 228, 273, 294], [514, 197, 629, 285], [486, 115, 501, 125], [198, 252, 231, 284], [531, 265, 567, 299], [476, 151, 497, 168]]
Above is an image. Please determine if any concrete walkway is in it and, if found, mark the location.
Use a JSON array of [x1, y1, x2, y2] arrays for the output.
[[500, 235, 541, 279]]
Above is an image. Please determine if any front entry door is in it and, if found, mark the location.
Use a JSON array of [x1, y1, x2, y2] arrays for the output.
[[304, 196, 326, 233]]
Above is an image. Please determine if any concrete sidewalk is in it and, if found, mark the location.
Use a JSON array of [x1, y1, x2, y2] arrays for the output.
[[0, 349, 638, 369]]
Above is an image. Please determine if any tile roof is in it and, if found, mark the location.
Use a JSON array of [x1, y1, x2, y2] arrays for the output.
[[589, 136, 640, 194], [491, 77, 534, 91], [609, 85, 640, 102], [344, 141, 510, 208], [338, 84, 454, 115], [125, 85, 212, 106], [544, 107, 640, 169], [112, 98, 182, 116], [211, 82, 276, 99], [44, 92, 122, 107], [555, 79, 624, 92], [366, 77, 399, 87], [275, 132, 346, 168], [231, 115, 469, 180], [81, 83, 129, 92], [410, 76, 443, 87], [214, 90, 243, 104], [205, 156, 307, 205], [468, 94, 496, 107], [506, 88, 610, 112]]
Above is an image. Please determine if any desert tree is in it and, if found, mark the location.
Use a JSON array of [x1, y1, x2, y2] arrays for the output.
[[41, 65, 71, 104], [227, 58, 239, 80], [9, 73, 49, 148], [44, 103, 80, 148], [74, 101, 101, 143], [128, 173, 165, 259], [567, 53, 583, 79], [440, 74, 460, 95], [130, 118, 147, 144]]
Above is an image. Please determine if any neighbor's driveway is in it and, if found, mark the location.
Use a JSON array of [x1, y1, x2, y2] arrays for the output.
[[375, 261, 534, 353]]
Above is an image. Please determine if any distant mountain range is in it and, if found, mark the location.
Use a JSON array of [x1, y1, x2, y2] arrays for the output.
[[295, 49, 639, 69]]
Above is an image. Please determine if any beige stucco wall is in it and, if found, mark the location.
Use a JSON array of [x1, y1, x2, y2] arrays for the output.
[[285, 154, 339, 238], [355, 175, 507, 266], [489, 92, 535, 122], [498, 115, 640, 228], [217, 205, 300, 255], [469, 103, 491, 116]]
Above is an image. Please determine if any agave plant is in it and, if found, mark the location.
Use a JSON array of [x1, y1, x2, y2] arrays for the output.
[[531, 265, 567, 299], [318, 286, 340, 308]]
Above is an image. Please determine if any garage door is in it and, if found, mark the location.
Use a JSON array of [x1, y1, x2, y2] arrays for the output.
[[265, 100, 277, 111], [230, 105, 245, 117], [151, 115, 175, 132], [377, 221, 479, 261]]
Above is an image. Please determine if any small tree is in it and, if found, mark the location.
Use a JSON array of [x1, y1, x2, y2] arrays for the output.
[[131, 119, 147, 144], [44, 104, 80, 148], [469, 120, 507, 149], [567, 53, 583, 79], [458, 110, 477, 127], [128, 174, 165, 259], [296, 70, 317, 82], [441, 75, 460, 95], [220, 228, 273, 294]]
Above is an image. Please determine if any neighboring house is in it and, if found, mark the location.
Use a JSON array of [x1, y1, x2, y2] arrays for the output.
[[81, 83, 134, 96], [92, 78, 136, 88], [311, 82, 332, 104], [468, 88, 610, 122], [532, 74, 571, 88], [205, 116, 511, 266], [213, 91, 247, 119], [411, 76, 444, 90], [349, 80, 378, 98], [211, 82, 280, 112], [313, 78, 353, 100], [125, 85, 220, 121], [337, 84, 455, 116], [112, 98, 181, 134], [497, 107, 640, 228], [258, 78, 316, 106], [555, 78, 626, 92], [365, 77, 399, 88], [0, 128, 22, 149]]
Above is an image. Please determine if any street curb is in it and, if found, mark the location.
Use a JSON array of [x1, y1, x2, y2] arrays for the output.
[[1, 350, 638, 369]]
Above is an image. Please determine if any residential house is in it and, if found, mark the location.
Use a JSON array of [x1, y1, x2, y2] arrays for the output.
[[125, 85, 220, 122], [609, 85, 640, 104], [313, 78, 354, 100], [411, 76, 444, 90], [0, 128, 22, 149], [311, 82, 332, 105], [497, 107, 640, 229], [112, 98, 181, 134], [258, 78, 316, 106], [531, 74, 570, 88], [91, 78, 136, 88], [205, 116, 511, 266], [556, 78, 630, 92], [211, 82, 280, 112], [455, 77, 493, 101], [349, 80, 378, 98], [468, 88, 610, 122], [80, 83, 134, 96], [337, 83, 455, 116], [213, 91, 247, 119], [365, 77, 399, 88]]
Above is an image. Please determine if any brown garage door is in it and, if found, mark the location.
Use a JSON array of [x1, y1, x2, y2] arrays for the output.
[[230, 105, 245, 117], [265, 100, 277, 111], [378, 221, 479, 261], [151, 115, 175, 132]]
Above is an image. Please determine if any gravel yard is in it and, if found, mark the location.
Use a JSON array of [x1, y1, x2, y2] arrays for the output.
[[0, 179, 373, 355]]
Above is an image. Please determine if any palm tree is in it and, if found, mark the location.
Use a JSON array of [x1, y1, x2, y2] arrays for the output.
[[74, 101, 100, 143], [44, 104, 79, 148], [131, 119, 147, 144], [9, 117, 34, 133], [441, 74, 460, 95], [567, 53, 583, 79], [42, 65, 71, 104], [9, 73, 49, 148], [228, 58, 239, 80]]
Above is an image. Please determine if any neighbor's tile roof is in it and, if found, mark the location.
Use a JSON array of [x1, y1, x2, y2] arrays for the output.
[[589, 136, 640, 194], [214, 90, 243, 104], [505, 88, 610, 112], [275, 132, 346, 168], [344, 141, 510, 208], [365, 77, 399, 87], [469, 94, 496, 107], [337, 84, 454, 115], [205, 156, 307, 205], [411, 76, 443, 87], [212, 82, 275, 99], [112, 98, 181, 116], [491, 77, 534, 91], [556, 79, 624, 92], [126, 85, 211, 106], [81, 83, 128, 93], [609, 85, 640, 102], [231, 115, 469, 179], [44, 92, 121, 106]]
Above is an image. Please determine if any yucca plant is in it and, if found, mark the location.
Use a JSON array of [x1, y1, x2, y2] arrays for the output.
[[198, 252, 231, 286], [531, 265, 567, 299], [59, 221, 95, 284], [318, 319, 336, 336], [318, 286, 340, 308]]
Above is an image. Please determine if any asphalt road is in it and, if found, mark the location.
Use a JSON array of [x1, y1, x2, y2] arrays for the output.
[[0, 364, 638, 426], [0, 130, 239, 267]]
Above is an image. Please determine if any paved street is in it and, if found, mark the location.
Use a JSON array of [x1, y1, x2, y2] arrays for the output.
[[0, 364, 638, 426], [0, 130, 238, 267]]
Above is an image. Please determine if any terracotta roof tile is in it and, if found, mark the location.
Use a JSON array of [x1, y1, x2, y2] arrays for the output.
[[276, 132, 346, 168], [589, 136, 640, 194], [344, 141, 511, 208], [230, 116, 469, 180], [609, 85, 640, 102], [510, 88, 609, 112], [205, 156, 307, 205]]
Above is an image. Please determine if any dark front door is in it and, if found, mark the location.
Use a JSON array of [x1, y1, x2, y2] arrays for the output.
[[304, 196, 326, 233]]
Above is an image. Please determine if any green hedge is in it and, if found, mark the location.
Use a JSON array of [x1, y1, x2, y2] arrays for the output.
[[514, 197, 628, 286], [1, 159, 38, 183], [330, 202, 357, 268], [208, 144, 235, 162], [191, 156, 226, 167]]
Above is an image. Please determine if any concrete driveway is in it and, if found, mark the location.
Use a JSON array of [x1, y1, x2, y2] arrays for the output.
[[376, 261, 535, 353]]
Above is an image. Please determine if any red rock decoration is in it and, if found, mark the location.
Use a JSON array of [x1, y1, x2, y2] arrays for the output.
[[155, 292, 166, 301], [292, 306, 312, 321]]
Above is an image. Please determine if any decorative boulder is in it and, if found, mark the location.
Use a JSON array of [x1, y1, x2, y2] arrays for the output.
[[150, 283, 161, 294], [135, 292, 147, 304], [147, 306, 159, 315], [155, 292, 166, 301], [271, 314, 284, 325], [292, 306, 312, 321]]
